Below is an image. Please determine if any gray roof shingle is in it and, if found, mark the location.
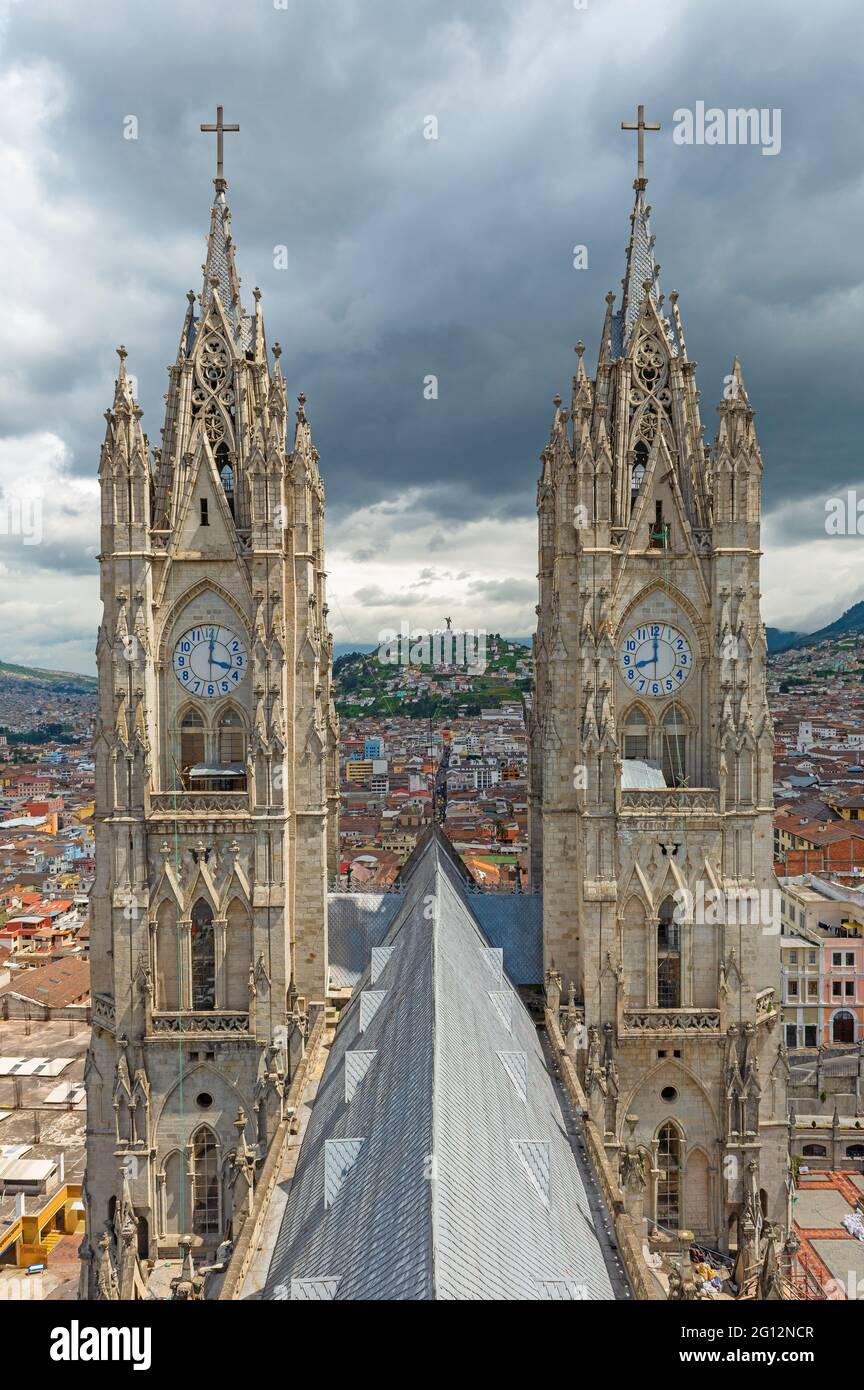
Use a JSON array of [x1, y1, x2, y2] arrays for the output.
[[265, 831, 620, 1301]]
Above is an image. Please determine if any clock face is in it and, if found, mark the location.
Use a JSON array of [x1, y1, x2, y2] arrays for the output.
[[618, 622, 692, 698], [173, 624, 248, 699]]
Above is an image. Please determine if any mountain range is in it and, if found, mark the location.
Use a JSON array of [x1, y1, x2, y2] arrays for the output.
[[766, 600, 864, 654], [2, 605, 863, 690]]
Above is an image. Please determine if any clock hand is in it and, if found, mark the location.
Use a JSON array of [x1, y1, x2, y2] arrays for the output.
[[212, 659, 232, 670], [635, 658, 653, 668]]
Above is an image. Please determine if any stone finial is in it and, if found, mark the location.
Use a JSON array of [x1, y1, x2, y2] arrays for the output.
[[545, 965, 563, 1014]]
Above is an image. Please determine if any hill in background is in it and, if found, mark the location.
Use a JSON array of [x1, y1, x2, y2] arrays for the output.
[[0, 660, 97, 695]]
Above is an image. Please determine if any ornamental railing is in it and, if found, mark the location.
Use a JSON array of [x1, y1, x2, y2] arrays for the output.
[[148, 792, 249, 816], [150, 1010, 250, 1035], [619, 787, 719, 814], [621, 1007, 721, 1035], [92, 993, 116, 1033], [755, 987, 777, 1023]]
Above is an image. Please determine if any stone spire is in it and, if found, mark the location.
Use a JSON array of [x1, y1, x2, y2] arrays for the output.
[[201, 187, 246, 342], [198, 106, 245, 338], [99, 346, 150, 524], [612, 185, 683, 359]]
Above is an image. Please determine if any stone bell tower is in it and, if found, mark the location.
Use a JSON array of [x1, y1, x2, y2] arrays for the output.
[[81, 108, 339, 1295], [529, 107, 788, 1258]]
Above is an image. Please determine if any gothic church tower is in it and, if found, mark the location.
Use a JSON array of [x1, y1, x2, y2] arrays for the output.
[[82, 112, 338, 1294], [529, 111, 789, 1257]]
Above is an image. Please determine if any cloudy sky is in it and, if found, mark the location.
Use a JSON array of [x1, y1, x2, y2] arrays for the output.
[[0, 0, 861, 674]]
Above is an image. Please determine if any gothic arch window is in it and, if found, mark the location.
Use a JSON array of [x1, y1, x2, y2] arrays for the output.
[[203, 706, 248, 792], [218, 707, 245, 765], [623, 704, 651, 761], [156, 899, 181, 1011], [224, 898, 252, 1012], [559, 469, 578, 532], [657, 896, 680, 1008], [191, 1127, 221, 1237], [190, 898, 216, 1011], [631, 440, 648, 498], [623, 896, 648, 1008], [162, 1150, 184, 1235], [179, 707, 205, 786], [221, 1156, 236, 1244], [216, 441, 235, 518], [656, 1121, 682, 1231], [312, 499, 323, 558], [661, 704, 688, 787], [685, 1148, 710, 1236], [801, 1144, 827, 1158]]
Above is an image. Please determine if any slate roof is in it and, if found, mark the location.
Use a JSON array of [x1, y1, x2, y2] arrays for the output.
[[265, 830, 621, 1301], [328, 885, 543, 989]]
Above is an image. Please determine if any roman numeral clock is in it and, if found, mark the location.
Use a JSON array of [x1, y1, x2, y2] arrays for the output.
[[618, 622, 692, 698]]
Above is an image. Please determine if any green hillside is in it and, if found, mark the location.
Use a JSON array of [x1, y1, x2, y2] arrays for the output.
[[0, 660, 97, 693]]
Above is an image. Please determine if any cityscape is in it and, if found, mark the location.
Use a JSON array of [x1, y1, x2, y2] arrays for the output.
[[3, 624, 864, 1308]]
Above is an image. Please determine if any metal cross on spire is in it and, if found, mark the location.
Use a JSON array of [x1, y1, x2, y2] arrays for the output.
[[621, 103, 661, 187], [200, 104, 240, 188]]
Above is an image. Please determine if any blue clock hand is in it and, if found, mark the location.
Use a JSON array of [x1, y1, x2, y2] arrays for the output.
[[635, 658, 653, 668], [212, 659, 232, 670]]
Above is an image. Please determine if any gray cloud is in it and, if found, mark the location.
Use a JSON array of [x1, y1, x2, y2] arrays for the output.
[[466, 577, 538, 604], [0, 0, 860, 671], [352, 584, 438, 609]]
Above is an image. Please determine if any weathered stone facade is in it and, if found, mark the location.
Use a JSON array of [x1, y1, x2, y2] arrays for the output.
[[81, 147, 338, 1295], [529, 163, 789, 1259]]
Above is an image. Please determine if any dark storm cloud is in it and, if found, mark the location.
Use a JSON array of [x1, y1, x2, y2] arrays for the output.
[[0, 0, 862, 666]]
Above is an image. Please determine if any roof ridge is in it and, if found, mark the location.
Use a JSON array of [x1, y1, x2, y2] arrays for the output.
[[430, 842, 441, 1300]]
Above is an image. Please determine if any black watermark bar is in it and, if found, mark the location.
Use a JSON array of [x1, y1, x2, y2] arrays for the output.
[[4, 1290, 856, 1377]]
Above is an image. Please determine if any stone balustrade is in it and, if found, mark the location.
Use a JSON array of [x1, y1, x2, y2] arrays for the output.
[[619, 787, 719, 815], [150, 1010, 250, 1035], [621, 1007, 721, 1035], [148, 791, 249, 815]]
